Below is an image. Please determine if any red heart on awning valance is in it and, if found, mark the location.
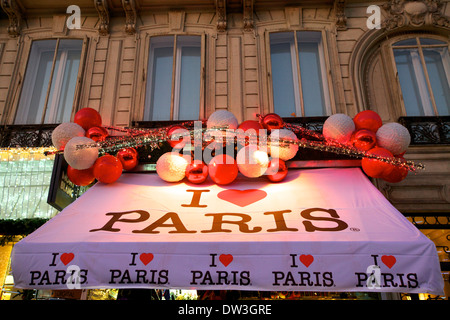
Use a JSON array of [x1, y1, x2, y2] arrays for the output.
[[60, 253, 74, 265], [381, 255, 396, 269], [140, 253, 154, 266]]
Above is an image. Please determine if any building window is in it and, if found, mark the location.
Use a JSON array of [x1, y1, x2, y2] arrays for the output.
[[269, 31, 331, 117], [392, 37, 450, 116], [144, 35, 203, 121], [15, 39, 83, 125]]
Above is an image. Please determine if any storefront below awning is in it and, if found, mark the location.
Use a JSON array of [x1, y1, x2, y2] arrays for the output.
[[11, 168, 444, 294]]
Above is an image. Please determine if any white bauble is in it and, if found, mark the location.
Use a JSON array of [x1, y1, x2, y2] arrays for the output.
[[64, 137, 99, 170], [156, 152, 189, 182], [207, 110, 239, 130], [52, 122, 85, 150], [376, 122, 411, 155], [269, 129, 299, 161], [323, 113, 355, 143], [237, 145, 269, 178]]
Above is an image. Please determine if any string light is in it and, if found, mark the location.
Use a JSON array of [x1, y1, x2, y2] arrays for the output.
[[67, 123, 424, 172]]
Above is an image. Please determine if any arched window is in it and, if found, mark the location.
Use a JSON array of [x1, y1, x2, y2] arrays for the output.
[[392, 37, 449, 116]]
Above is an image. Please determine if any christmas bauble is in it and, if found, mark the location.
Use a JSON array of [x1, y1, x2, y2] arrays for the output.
[[185, 160, 208, 184], [269, 129, 299, 161], [117, 148, 139, 171], [52, 122, 85, 150], [166, 125, 189, 148], [86, 126, 109, 142], [93, 155, 123, 184], [323, 113, 355, 143], [376, 122, 411, 156], [74, 108, 102, 131], [361, 147, 394, 179], [208, 154, 238, 185], [351, 129, 377, 151], [382, 158, 409, 183], [236, 145, 269, 178], [207, 110, 239, 130], [260, 113, 284, 131], [353, 110, 383, 133], [67, 165, 95, 186], [64, 137, 99, 170], [156, 152, 188, 182], [266, 158, 288, 182]]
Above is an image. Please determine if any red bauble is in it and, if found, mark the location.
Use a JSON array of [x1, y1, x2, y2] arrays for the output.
[[353, 110, 382, 133], [166, 125, 188, 148], [237, 120, 264, 146], [266, 158, 288, 182], [351, 129, 377, 151], [67, 165, 95, 186], [361, 147, 394, 179], [208, 154, 238, 185], [86, 126, 109, 142], [93, 154, 123, 184], [117, 148, 139, 171], [74, 108, 102, 131], [382, 156, 408, 183], [185, 160, 209, 184], [260, 113, 284, 131]]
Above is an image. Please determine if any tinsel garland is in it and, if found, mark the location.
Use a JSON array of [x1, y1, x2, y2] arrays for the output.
[[64, 122, 424, 172]]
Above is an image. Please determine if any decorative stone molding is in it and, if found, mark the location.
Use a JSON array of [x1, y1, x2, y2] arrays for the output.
[[334, 0, 347, 30], [216, 0, 227, 32], [122, 0, 137, 35], [382, 0, 450, 30], [94, 0, 110, 36], [1, 0, 22, 37], [243, 0, 254, 31]]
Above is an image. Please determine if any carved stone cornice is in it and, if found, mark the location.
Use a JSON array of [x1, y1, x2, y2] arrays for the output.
[[216, 0, 227, 32], [1, 0, 22, 37], [334, 0, 347, 30], [382, 0, 450, 30], [94, 0, 110, 36], [243, 0, 254, 31], [122, 0, 137, 35]]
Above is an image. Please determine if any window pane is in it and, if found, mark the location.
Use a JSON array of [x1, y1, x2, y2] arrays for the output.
[[15, 39, 82, 124], [297, 32, 328, 116], [270, 33, 296, 117], [394, 48, 433, 116], [419, 38, 446, 45], [177, 37, 201, 120], [393, 38, 418, 46], [46, 40, 82, 124], [145, 36, 174, 121], [15, 40, 57, 124], [423, 47, 450, 115]]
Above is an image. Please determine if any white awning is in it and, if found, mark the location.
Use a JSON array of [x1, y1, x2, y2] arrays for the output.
[[11, 168, 444, 294]]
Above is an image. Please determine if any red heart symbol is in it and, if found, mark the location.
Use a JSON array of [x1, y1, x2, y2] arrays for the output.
[[381, 255, 396, 269], [219, 254, 233, 267], [60, 253, 74, 265], [299, 254, 314, 268], [140, 253, 154, 266], [217, 189, 267, 207]]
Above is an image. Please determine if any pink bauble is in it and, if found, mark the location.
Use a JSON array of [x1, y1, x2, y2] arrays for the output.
[[269, 129, 299, 161], [236, 145, 269, 178], [323, 113, 355, 144], [52, 122, 85, 150], [376, 123, 411, 156], [64, 137, 99, 170]]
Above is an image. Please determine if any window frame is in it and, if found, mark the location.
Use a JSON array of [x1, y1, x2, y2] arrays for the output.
[[388, 35, 450, 117], [265, 29, 333, 117], [142, 33, 206, 122], [11, 36, 88, 125]]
